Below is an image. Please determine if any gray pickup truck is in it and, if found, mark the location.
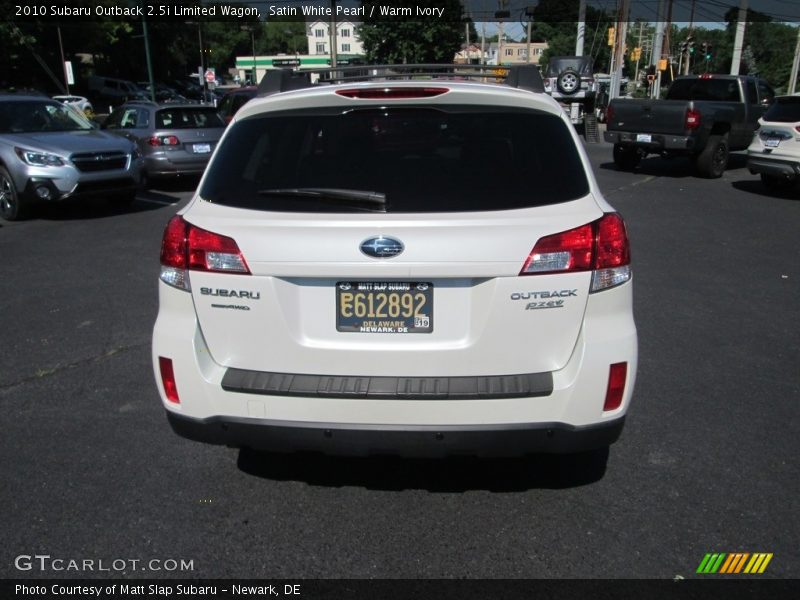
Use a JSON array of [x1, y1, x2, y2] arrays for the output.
[[604, 75, 775, 178]]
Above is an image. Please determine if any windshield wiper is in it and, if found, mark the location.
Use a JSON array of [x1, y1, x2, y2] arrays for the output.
[[257, 187, 387, 210]]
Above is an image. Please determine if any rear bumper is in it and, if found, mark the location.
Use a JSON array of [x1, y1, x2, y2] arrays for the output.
[[604, 130, 695, 152], [167, 411, 626, 457], [746, 156, 800, 178]]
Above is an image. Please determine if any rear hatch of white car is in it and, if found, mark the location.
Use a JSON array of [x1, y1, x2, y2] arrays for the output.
[[163, 90, 626, 378], [751, 96, 800, 159]]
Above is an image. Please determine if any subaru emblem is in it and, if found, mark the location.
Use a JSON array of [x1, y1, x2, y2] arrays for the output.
[[360, 236, 404, 259]]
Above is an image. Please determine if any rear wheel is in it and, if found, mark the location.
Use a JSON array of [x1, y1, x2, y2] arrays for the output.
[[696, 133, 729, 178], [0, 166, 30, 221], [613, 144, 642, 170]]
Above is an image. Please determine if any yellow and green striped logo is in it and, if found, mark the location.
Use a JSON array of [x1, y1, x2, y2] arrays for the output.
[[697, 553, 773, 574]]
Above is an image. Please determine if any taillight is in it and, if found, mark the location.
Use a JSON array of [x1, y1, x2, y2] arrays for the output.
[[336, 87, 449, 99], [605, 105, 615, 124], [685, 108, 701, 130], [148, 135, 180, 146], [603, 362, 627, 411], [520, 213, 631, 293], [159, 357, 180, 404], [159, 215, 250, 290]]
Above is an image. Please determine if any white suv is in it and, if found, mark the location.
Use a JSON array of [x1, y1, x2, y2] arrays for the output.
[[747, 95, 800, 191], [152, 65, 637, 458]]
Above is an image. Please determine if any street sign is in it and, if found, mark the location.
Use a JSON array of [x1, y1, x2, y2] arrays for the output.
[[205, 69, 215, 83], [64, 61, 74, 86]]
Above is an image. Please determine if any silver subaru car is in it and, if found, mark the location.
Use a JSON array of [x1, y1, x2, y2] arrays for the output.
[[0, 94, 143, 221]]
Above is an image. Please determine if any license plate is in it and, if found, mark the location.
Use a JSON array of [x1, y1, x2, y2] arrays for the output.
[[636, 133, 652, 143], [192, 143, 211, 154], [336, 282, 433, 333], [764, 138, 781, 148]]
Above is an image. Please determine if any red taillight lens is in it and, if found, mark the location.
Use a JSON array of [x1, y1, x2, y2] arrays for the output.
[[159, 357, 180, 404], [159, 216, 250, 290], [685, 108, 701, 130], [603, 362, 627, 411], [521, 214, 630, 275], [605, 105, 615, 123], [336, 87, 449, 99], [187, 223, 250, 273], [148, 135, 180, 146], [595, 213, 630, 269], [521, 223, 594, 275]]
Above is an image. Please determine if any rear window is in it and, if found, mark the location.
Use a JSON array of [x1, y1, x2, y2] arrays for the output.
[[200, 107, 589, 213], [155, 108, 224, 129], [667, 79, 741, 102], [763, 97, 800, 123]]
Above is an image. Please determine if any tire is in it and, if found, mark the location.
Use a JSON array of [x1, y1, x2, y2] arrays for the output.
[[613, 144, 642, 170], [695, 133, 729, 179], [760, 173, 796, 191], [0, 166, 30, 221], [556, 69, 580, 95]]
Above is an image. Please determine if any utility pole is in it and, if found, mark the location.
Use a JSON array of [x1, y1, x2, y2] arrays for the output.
[[650, 0, 666, 98], [634, 21, 645, 86], [609, 0, 630, 102], [56, 26, 69, 95], [730, 0, 748, 75], [684, 0, 695, 74], [575, 0, 586, 56], [329, 0, 338, 67]]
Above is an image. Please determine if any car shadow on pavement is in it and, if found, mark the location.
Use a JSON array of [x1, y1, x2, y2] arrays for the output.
[[598, 152, 748, 179], [33, 194, 175, 221], [236, 448, 609, 491], [731, 178, 800, 200]]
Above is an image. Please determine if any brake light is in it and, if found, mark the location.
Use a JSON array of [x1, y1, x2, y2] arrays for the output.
[[148, 135, 180, 146], [159, 215, 250, 290], [605, 105, 615, 124], [685, 108, 701, 130], [336, 87, 449, 99], [699, 73, 713, 79], [520, 213, 631, 292], [159, 357, 180, 404]]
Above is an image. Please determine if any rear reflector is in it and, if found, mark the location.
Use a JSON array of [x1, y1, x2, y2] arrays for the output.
[[159, 215, 250, 291], [521, 213, 631, 292], [604, 362, 627, 411], [159, 357, 180, 404], [336, 87, 449, 99]]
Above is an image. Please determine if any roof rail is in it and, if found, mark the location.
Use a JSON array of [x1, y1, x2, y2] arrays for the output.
[[257, 64, 544, 96]]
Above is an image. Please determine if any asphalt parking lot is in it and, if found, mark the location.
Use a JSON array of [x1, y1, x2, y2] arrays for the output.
[[1, 141, 798, 581]]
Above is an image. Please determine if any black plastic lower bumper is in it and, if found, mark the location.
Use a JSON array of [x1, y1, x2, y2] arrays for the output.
[[166, 412, 626, 458], [747, 156, 800, 178]]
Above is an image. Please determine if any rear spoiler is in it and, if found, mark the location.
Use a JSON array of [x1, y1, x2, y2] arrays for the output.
[[257, 64, 545, 96]]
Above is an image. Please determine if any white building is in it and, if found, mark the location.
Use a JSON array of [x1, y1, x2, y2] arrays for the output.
[[306, 21, 364, 56]]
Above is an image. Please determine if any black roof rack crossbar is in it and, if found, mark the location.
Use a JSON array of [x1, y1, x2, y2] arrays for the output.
[[257, 64, 544, 96]]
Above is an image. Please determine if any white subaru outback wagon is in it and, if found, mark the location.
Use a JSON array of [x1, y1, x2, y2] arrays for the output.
[[152, 65, 637, 457]]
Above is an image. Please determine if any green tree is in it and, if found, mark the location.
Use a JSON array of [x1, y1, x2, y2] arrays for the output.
[[359, 0, 467, 64]]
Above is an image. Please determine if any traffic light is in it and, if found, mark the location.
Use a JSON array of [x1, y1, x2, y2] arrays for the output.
[[630, 47, 641, 61], [608, 27, 616, 46], [680, 40, 688, 53], [705, 44, 713, 60], [688, 38, 695, 54], [700, 42, 708, 58]]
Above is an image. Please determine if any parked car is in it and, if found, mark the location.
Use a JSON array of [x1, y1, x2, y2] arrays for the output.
[[152, 65, 638, 458], [216, 86, 257, 124], [102, 101, 225, 183], [543, 56, 597, 126], [0, 94, 142, 220], [87, 76, 149, 109], [604, 74, 775, 178], [746, 94, 800, 191], [52, 95, 94, 116], [136, 82, 189, 104]]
